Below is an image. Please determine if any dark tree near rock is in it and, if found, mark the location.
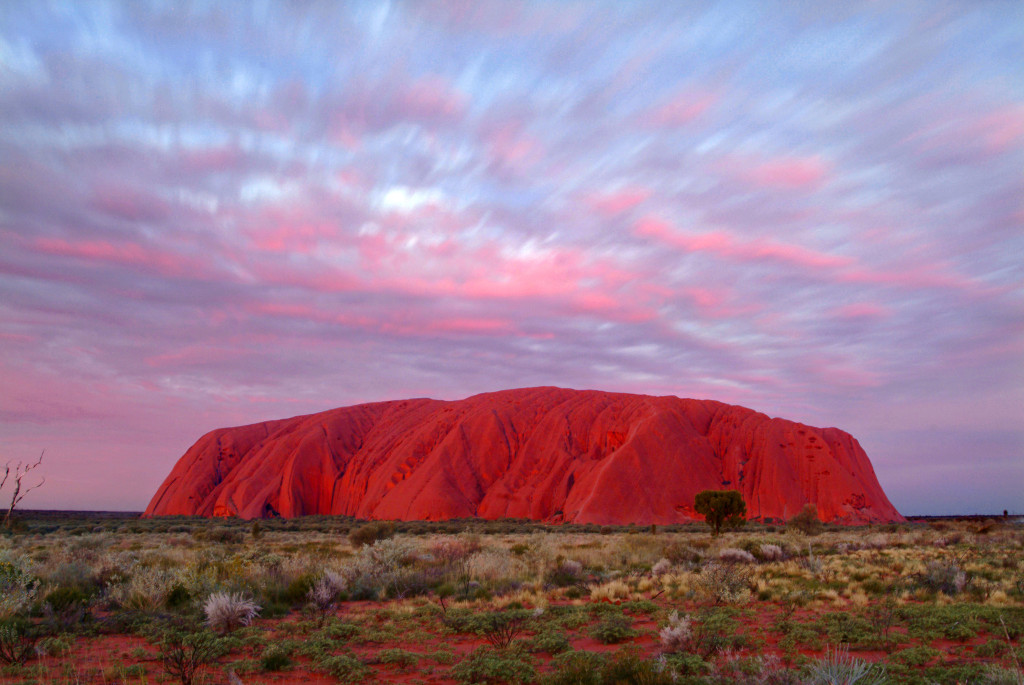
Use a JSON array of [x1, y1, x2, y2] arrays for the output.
[[2, 451, 45, 528], [694, 489, 747, 535]]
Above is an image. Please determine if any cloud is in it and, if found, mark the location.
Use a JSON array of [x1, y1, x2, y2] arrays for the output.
[[634, 216, 853, 270], [0, 2, 1021, 514], [742, 155, 830, 190]]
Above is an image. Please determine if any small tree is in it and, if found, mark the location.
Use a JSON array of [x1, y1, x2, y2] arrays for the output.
[[2, 452, 45, 529], [694, 490, 746, 535], [787, 503, 823, 535]]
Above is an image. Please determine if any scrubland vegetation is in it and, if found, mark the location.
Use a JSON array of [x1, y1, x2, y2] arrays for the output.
[[0, 513, 1021, 684]]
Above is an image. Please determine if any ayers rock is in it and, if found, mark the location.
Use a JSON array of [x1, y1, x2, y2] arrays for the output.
[[145, 387, 903, 524]]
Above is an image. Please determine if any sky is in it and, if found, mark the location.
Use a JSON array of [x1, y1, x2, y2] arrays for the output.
[[1, 1, 1021, 516]]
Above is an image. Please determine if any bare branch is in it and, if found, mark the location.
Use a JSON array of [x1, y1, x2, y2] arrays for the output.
[[3, 451, 46, 528], [13, 476, 45, 508]]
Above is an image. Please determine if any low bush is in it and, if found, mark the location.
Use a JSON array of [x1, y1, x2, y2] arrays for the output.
[[542, 649, 676, 685], [916, 558, 968, 595], [695, 561, 752, 604], [718, 547, 756, 564], [260, 643, 293, 671], [317, 651, 371, 682], [590, 613, 636, 644], [348, 521, 396, 548], [0, 618, 38, 666], [155, 626, 229, 685], [452, 645, 536, 685]]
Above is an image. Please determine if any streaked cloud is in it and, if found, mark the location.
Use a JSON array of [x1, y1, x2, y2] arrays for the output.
[[0, 1, 1021, 514]]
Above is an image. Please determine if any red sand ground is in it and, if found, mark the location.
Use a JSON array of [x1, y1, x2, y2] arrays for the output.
[[4, 596, 1007, 684]]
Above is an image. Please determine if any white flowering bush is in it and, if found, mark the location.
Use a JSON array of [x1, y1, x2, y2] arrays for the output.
[[718, 548, 756, 564], [658, 610, 692, 653], [651, 558, 672, 577], [203, 592, 260, 634], [758, 544, 785, 561]]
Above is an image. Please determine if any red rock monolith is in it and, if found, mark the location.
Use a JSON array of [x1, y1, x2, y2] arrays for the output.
[[145, 387, 903, 524]]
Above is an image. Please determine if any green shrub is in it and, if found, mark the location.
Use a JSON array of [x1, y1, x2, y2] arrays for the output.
[[589, 613, 635, 644], [154, 627, 229, 685], [260, 643, 293, 671], [892, 645, 941, 667], [528, 629, 571, 654], [689, 608, 746, 658], [600, 649, 676, 684], [0, 618, 38, 665], [975, 639, 1008, 658], [318, 652, 371, 682], [542, 649, 677, 685], [376, 648, 421, 668], [452, 646, 536, 685], [543, 650, 606, 685]]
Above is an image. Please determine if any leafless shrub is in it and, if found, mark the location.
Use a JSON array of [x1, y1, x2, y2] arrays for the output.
[[758, 544, 785, 562], [307, 570, 347, 625], [695, 561, 752, 604], [2, 451, 45, 529], [651, 558, 672, 577], [429, 537, 478, 582], [918, 558, 968, 595]]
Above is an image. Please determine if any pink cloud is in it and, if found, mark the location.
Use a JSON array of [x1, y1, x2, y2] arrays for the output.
[[144, 345, 252, 369], [647, 91, 716, 127], [392, 317, 519, 337], [806, 357, 884, 388], [743, 155, 830, 190], [181, 145, 243, 173], [91, 186, 170, 222], [32, 237, 194, 276], [835, 303, 890, 319], [587, 188, 651, 215], [253, 300, 521, 340], [399, 75, 468, 122], [487, 124, 542, 167], [568, 292, 656, 323], [979, 105, 1024, 153], [248, 217, 346, 254], [837, 265, 985, 293], [634, 216, 851, 269]]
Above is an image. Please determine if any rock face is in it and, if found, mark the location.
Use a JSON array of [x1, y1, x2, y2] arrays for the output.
[[145, 387, 903, 524]]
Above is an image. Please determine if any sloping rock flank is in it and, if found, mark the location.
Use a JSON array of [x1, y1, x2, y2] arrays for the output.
[[145, 387, 903, 524]]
